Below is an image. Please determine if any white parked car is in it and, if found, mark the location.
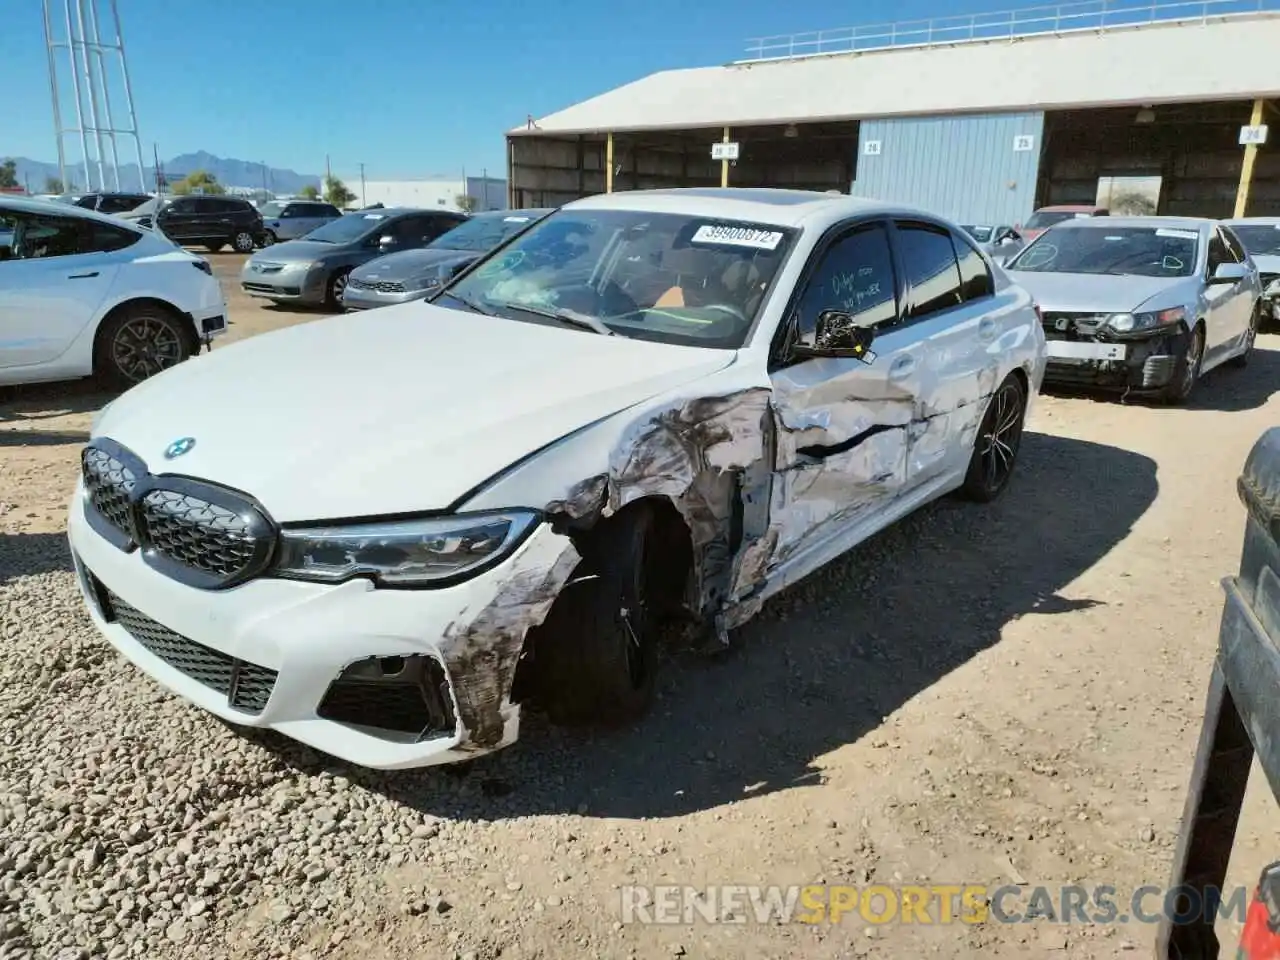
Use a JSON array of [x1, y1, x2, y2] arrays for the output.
[[0, 196, 227, 388], [69, 188, 1047, 769]]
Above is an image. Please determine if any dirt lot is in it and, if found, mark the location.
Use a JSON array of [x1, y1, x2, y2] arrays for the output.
[[2, 252, 1279, 959]]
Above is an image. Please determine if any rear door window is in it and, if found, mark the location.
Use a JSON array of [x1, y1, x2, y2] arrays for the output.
[[952, 232, 994, 302], [893, 221, 964, 319]]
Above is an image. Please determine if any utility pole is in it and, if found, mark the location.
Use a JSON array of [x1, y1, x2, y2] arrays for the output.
[[152, 141, 161, 195], [261, 160, 268, 198], [359, 162, 365, 208]]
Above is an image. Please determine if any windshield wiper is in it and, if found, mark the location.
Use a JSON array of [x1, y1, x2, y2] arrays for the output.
[[495, 301, 614, 336], [441, 290, 496, 315]]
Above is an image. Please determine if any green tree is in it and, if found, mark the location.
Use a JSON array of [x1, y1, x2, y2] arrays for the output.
[[455, 194, 477, 213], [44, 175, 64, 194], [298, 183, 320, 200], [172, 169, 225, 196], [0, 159, 17, 189], [323, 175, 355, 208]]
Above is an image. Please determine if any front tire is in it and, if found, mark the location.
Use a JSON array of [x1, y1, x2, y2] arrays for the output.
[[960, 372, 1027, 503], [325, 269, 350, 309], [95, 304, 193, 389], [231, 231, 256, 253], [534, 505, 659, 727], [1158, 323, 1204, 405], [259, 230, 277, 248]]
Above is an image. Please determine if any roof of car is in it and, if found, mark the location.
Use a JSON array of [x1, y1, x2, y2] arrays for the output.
[[337, 206, 444, 217], [1052, 215, 1211, 231], [1224, 216, 1280, 226], [0, 194, 146, 229], [566, 188, 942, 230], [474, 207, 554, 219], [1037, 205, 1106, 212]]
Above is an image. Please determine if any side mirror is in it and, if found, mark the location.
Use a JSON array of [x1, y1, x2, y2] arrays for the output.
[[793, 309, 878, 360], [1210, 261, 1248, 284]]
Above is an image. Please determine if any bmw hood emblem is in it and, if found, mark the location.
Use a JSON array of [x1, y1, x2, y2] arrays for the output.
[[164, 437, 196, 459]]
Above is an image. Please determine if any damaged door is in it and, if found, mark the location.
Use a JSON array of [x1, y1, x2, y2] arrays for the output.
[[888, 219, 1005, 489], [764, 219, 921, 570]]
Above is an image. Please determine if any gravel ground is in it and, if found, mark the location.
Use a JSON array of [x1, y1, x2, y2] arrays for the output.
[[3, 259, 1280, 958]]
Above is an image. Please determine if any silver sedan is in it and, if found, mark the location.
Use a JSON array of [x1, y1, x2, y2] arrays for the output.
[[1005, 216, 1260, 403]]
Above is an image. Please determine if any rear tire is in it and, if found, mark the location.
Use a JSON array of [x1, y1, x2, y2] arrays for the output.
[[95, 304, 193, 389], [959, 372, 1027, 503], [231, 231, 256, 254], [1158, 323, 1204, 405], [534, 505, 659, 728]]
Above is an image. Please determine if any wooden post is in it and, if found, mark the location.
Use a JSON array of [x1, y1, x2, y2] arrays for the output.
[[606, 133, 614, 194], [721, 126, 731, 188], [1234, 98, 1266, 219]]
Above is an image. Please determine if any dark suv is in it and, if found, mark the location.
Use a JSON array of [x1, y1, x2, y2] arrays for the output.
[[155, 195, 266, 253], [74, 192, 153, 215]]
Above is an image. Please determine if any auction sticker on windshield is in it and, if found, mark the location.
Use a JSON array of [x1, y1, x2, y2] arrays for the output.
[[691, 225, 784, 250], [1155, 228, 1198, 240], [363, 214, 385, 220]]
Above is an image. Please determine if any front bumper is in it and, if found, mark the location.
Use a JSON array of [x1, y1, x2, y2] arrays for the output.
[[341, 284, 434, 311], [67, 489, 577, 769], [1041, 325, 1189, 391], [239, 263, 327, 303]]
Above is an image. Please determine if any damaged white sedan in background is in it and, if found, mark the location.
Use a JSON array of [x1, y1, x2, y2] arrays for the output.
[[68, 188, 1047, 769]]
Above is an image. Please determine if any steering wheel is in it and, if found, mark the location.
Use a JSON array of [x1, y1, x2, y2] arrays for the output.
[[699, 303, 749, 325]]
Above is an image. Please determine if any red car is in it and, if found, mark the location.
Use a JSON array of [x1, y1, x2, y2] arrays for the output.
[[1018, 204, 1109, 242]]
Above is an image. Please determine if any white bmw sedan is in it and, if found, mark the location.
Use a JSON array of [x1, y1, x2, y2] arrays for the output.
[[0, 196, 227, 388], [69, 188, 1046, 769]]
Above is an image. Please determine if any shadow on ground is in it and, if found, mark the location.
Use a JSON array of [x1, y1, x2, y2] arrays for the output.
[[0, 378, 114, 420], [1043, 342, 1280, 413], [0, 532, 73, 586], [249, 430, 1159, 820]]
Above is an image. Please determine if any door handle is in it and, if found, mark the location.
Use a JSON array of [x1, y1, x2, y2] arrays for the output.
[[888, 355, 917, 380], [978, 317, 998, 341], [67, 271, 99, 279]]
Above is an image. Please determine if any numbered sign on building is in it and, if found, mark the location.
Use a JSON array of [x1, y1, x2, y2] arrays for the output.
[[1013, 135, 1035, 152], [711, 142, 741, 161], [1240, 124, 1270, 146], [863, 140, 883, 156]]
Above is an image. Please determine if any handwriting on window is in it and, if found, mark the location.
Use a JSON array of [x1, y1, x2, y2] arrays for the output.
[[830, 266, 883, 314]]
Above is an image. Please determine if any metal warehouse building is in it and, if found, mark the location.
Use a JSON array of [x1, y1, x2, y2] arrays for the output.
[[506, 0, 1280, 225]]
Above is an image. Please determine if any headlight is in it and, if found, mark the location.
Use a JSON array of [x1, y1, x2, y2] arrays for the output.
[[274, 510, 539, 587], [1105, 306, 1186, 334]]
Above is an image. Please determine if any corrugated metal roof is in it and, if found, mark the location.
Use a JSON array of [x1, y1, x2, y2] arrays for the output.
[[511, 14, 1280, 136]]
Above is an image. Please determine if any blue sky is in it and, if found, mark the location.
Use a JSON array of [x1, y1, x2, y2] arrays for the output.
[[2, 0, 1020, 179]]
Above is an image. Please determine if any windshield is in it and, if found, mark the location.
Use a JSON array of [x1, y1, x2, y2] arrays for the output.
[[1231, 224, 1280, 257], [259, 202, 285, 218], [440, 209, 795, 349], [1025, 210, 1087, 230], [304, 211, 387, 244], [962, 225, 993, 242], [430, 212, 542, 253], [1009, 225, 1199, 278]]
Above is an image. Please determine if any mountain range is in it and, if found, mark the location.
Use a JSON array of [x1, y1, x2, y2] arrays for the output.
[[4, 151, 322, 194]]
